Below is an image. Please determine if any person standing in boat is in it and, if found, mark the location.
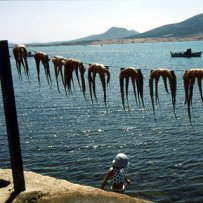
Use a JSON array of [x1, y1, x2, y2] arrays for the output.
[[101, 153, 131, 193]]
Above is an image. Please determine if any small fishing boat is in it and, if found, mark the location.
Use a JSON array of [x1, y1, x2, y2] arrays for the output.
[[27, 51, 34, 57], [170, 48, 202, 58]]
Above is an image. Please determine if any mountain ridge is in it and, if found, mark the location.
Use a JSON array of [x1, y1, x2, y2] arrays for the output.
[[28, 13, 203, 46], [71, 27, 139, 42], [126, 13, 203, 39]]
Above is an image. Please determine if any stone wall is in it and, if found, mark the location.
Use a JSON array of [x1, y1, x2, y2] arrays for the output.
[[0, 169, 152, 203]]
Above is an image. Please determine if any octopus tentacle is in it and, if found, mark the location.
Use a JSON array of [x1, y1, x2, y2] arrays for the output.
[[155, 75, 160, 105], [137, 69, 144, 107], [21, 54, 29, 78], [52, 58, 59, 91], [21, 46, 29, 78], [131, 76, 138, 105], [35, 58, 41, 86], [162, 76, 169, 94], [69, 63, 75, 92], [63, 60, 68, 93], [88, 67, 94, 104], [59, 64, 65, 89], [197, 77, 203, 103], [15, 57, 22, 79], [188, 77, 195, 106], [99, 73, 107, 106], [46, 62, 52, 87], [67, 67, 73, 92], [125, 76, 130, 109], [183, 71, 189, 104], [119, 72, 125, 111], [105, 67, 111, 85], [64, 60, 74, 92], [169, 71, 177, 115], [149, 70, 155, 112], [79, 63, 86, 98], [72, 61, 81, 90], [92, 72, 97, 102], [171, 71, 177, 114], [188, 77, 195, 123]]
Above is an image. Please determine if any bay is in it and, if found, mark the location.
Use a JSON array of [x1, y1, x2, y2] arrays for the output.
[[0, 41, 203, 202]]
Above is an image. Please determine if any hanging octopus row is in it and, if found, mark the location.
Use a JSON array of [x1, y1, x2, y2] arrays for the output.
[[12, 45, 202, 122], [12, 45, 111, 104], [183, 68, 203, 123], [149, 68, 177, 116], [12, 45, 52, 86]]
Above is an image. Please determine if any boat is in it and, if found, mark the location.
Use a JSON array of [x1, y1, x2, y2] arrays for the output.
[[27, 51, 34, 57], [170, 48, 202, 58]]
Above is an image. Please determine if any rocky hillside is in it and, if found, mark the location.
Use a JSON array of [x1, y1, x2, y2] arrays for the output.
[[128, 13, 203, 39], [73, 27, 139, 41], [28, 13, 203, 46]]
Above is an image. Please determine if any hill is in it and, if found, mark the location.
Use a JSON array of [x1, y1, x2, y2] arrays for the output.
[[72, 27, 139, 41], [128, 13, 203, 39], [28, 27, 139, 46], [28, 13, 203, 46]]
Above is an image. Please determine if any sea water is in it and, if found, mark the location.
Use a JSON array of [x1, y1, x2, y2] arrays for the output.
[[0, 41, 203, 202]]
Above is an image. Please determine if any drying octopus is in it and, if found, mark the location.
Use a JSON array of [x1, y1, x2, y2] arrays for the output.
[[183, 68, 203, 122], [149, 68, 177, 115], [63, 59, 86, 98], [34, 52, 51, 87], [52, 56, 66, 92], [119, 67, 144, 110], [88, 63, 110, 105], [13, 44, 29, 79]]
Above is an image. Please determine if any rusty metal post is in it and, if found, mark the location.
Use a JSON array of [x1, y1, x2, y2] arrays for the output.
[[0, 40, 25, 193]]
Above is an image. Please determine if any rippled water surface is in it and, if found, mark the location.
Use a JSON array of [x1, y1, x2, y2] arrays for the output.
[[1, 41, 203, 202]]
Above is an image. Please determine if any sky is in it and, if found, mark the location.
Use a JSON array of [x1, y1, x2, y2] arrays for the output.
[[0, 0, 203, 43]]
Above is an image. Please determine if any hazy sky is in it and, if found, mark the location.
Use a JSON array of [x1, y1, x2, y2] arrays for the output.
[[0, 0, 203, 43]]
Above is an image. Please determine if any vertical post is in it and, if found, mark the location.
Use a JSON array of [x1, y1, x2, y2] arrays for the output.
[[0, 40, 25, 193]]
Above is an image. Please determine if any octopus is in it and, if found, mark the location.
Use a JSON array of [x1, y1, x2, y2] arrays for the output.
[[34, 52, 51, 87], [119, 67, 144, 110], [52, 56, 66, 92], [12, 44, 29, 79], [88, 63, 110, 105], [183, 68, 203, 122], [63, 59, 86, 98], [149, 68, 177, 115]]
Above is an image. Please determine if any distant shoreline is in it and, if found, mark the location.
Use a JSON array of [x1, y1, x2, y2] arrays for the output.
[[89, 36, 203, 46], [27, 35, 203, 47]]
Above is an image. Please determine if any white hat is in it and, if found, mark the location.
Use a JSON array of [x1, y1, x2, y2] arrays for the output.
[[112, 153, 129, 168]]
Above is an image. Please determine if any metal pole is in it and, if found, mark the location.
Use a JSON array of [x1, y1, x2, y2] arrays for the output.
[[0, 40, 25, 193]]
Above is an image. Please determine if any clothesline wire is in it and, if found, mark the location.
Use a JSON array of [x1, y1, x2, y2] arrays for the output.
[[9, 41, 202, 72]]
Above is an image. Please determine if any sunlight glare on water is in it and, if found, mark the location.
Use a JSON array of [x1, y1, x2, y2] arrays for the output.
[[0, 41, 203, 202]]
